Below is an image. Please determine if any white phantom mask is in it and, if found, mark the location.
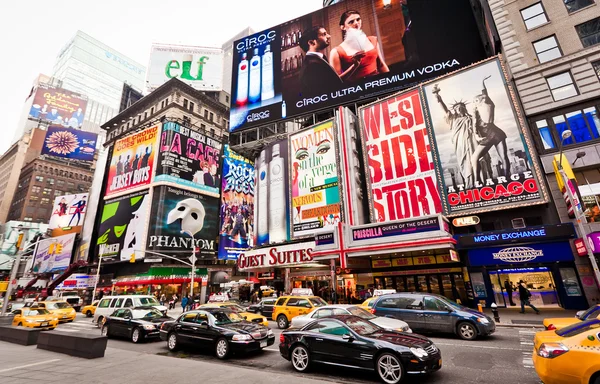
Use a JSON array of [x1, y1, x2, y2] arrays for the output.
[[167, 198, 206, 235]]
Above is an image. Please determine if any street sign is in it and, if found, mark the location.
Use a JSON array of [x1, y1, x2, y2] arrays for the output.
[[189, 255, 197, 264], [452, 216, 480, 227]]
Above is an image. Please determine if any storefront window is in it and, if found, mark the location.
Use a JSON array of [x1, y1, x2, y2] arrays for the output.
[[553, 115, 574, 145], [559, 268, 582, 296], [576, 169, 600, 222], [417, 276, 427, 292], [470, 272, 487, 298], [566, 110, 593, 142]]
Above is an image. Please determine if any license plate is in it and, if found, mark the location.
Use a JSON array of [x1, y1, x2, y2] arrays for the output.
[[41, 322, 48, 327], [63, 315, 68, 318], [260, 340, 267, 348]]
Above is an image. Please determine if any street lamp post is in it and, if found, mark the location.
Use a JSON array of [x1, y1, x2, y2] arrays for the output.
[[90, 245, 106, 304], [181, 230, 197, 298]]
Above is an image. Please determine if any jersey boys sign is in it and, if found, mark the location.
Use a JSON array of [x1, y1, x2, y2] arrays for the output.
[[360, 89, 442, 222]]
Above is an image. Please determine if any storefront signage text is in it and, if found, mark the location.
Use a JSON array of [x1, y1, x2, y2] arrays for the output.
[[457, 224, 576, 248], [238, 242, 316, 270], [574, 238, 587, 257], [315, 232, 335, 246], [474, 229, 545, 243], [352, 217, 440, 242]]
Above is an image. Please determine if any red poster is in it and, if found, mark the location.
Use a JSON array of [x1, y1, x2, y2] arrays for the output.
[[361, 89, 442, 222]]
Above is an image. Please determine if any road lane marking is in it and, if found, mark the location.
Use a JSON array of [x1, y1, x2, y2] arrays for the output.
[[434, 343, 527, 351], [0, 359, 61, 373]]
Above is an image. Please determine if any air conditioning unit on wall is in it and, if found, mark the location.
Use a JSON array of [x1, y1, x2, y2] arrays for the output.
[[511, 218, 526, 229]]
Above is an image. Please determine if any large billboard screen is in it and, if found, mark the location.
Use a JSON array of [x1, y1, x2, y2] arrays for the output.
[[48, 193, 88, 237], [229, 0, 488, 132], [147, 186, 219, 258], [105, 125, 159, 197], [360, 89, 442, 222], [422, 59, 548, 215], [41, 126, 98, 161], [290, 120, 341, 237], [96, 190, 150, 262], [147, 44, 224, 92], [29, 83, 88, 128], [254, 139, 291, 246], [218, 146, 255, 260], [32, 233, 76, 274], [155, 122, 222, 197]]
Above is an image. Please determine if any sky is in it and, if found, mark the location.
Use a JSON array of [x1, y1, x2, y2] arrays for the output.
[[0, 0, 323, 154]]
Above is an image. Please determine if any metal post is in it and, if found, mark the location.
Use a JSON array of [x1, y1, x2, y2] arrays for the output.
[[1, 253, 22, 317], [91, 248, 104, 304], [181, 231, 197, 299]]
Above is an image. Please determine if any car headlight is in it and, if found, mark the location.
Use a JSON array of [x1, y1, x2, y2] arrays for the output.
[[268, 329, 274, 336], [263, 317, 267, 323], [232, 334, 252, 341], [401, 325, 412, 333], [410, 347, 429, 359], [477, 318, 489, 324], [53, 318, 59, 322], [26, 319, 36, 323], [142, 325, 156, 330]]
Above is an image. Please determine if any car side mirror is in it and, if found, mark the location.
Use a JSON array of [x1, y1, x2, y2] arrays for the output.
[[446, 307, 454, 313], [342, 334, 354, 342]]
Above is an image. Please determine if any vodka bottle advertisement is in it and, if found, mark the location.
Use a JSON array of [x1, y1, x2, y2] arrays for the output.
[[236, 53, 248, 106], [256, 150, 269, 245], [261, 44, 275, 101], [268, 143, 286, 243], [248, 48, 261, 104]]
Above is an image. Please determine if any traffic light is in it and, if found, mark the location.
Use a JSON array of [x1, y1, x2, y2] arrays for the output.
[[15, 233, 24, 250], [130, 253, 136, 263]]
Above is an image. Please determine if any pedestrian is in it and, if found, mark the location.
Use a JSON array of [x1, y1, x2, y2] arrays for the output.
[[181, 295, 189, 312], [258, 288, 263, 300], [518, 280, 540, 314], [160, 293, 166, 306], [504, 279, 516, 306]]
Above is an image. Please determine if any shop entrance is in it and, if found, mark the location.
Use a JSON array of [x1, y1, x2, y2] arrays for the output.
[[375, 274, 468, 304], [489, 267, 560, 308]]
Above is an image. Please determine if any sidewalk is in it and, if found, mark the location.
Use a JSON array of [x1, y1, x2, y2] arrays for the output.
[[0, 342, 323, 384], [483, 307, 579, 328]]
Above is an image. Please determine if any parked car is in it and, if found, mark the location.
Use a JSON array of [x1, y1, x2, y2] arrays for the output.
[[52, 291, 83, 312], [291, 304, 411, 333], [371, 293, 495, 340], [246, 298, 277, 318], [11, 308, 58, 330], [93, 295, 168, 326], [543, 304, 600, 330], [280, 315, 441, 384], [200, 302, 268, 326], [34, 300, 76, 323], [160, 307, 275, 359], [272, 295, 328, 329], [81, 301, 99, 318], [533, 318, 600, 384], [101, 306, 173, 343]]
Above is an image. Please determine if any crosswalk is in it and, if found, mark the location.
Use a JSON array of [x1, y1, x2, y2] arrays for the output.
[[55, 319, 100, 334], [519, 329, 537, 369]]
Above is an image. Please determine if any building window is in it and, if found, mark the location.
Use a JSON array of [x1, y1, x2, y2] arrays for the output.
[[189, 102, 195, 111], [183, 99, 188, 109], [31, 186, 41, 193], [56, 180, 65, 187], [67, 182, 75, 189], [35, 175, 44, 182], [532, 106, 600, 152], [520, 3, 549, 30], [564, 0, 595, 13], [533, 36, 562, 63], [55, 190, 63, 196], [576, 17, 600, 47], [144, 112, 148, 120], [47, 178, 55, 185], [24, 217, 32, 222], [42, 188, 52, 195], [200, 123, 206, 132], [546, 72, 578, 101], [204, 109, 209, 118], [41, 198, 50, 205], [30, 196, 39, 202], [151, 107, 154, 115], [225, 95, 230, 103], [183, 116, 191, 126], [210, 128, 216, 137]]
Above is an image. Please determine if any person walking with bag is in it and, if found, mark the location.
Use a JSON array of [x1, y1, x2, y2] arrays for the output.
[[518, 280, 540, 314]]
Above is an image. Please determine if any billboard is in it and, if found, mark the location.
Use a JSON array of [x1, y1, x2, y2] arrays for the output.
[[96, 190, 150, 262], [290, 120, 341, 237], [147, 44, 224, 92], [29, 83, 88, 128], [48, 193, 88, 236], [255, 139, 291, 246], [218, 146, 255, 260], [41, 126, 98, 161], [360, 89, 442, 222], [147, 186, 219, 258], [155, 122, 222, 197], [105, 125, 159, 197], [422, 59, 548, 215], [32, 233, 76, 274], [229, 0, 488, 132]]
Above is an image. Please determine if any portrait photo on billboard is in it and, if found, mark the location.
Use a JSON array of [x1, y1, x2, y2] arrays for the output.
[[229, 0, 488, 132], [32, 233, 76, 274], [359, 88, 442, 223], [41, 126, 97, 161], [96, 190, 150, 262], [105, 125, 159, 196], [155, 121, 222, 197], [422, 58, 548, 215], [147, 186, 219, 258], [290, 120, 341, 238], [218, 146, 255, 260], [254, 139, 291, 246], [29, 83, 88, 128], [48, 193, 88, 236]]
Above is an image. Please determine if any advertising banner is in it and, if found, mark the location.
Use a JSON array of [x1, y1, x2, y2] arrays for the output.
[[155, 122, 222, 197], [32, 233, 76, 273], [422, 59, 548, 215], [41, 126, 98, 161], [360, 88, 442, 222], [96, 190, 150, 262], [254, 139, 291, 246], [467, 242, 574, 267], [229, 0, 488, 132], [290, 120, 341, 237], [147, 44, 224, 92], [237, 241, 316, 271], [54, 274, 97, 290], [218, 146, 255, 260], [48, 193, 88, 237], [352, 216, 441, 242], [147, 186, 219, 258], [105, 125, 159, 197], [29, 83, 88, 128]]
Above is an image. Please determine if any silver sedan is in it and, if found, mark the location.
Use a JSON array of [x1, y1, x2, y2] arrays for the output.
[[290, 304, 412, 333]]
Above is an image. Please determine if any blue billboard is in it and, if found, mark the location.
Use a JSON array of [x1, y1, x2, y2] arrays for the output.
[[41, 126, 97, 161]]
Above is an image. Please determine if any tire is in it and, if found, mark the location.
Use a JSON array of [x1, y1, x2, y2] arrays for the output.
[[277, 315, 289, 329], [167, 332, 179, 351], [290, 344, 311, 372], [457, 322, 477, 341], [101, 325, 112, 338], [376, 352, 404, 384], [215, 337, 230, 359], [96, 316, 104, 327], [17, 322, 22, 327], [592, 373, 600, 384], [85, 310, 93, 318], [131, 327, 143, 343]]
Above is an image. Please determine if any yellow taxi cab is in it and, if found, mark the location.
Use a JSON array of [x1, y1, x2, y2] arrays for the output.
[[543, 304, 600, 330], [360, 297, 377, 310], [200, 302, 269, 327], [81, 301, 99, 318], [11, 307, 59, 330], [36, 300, 76, 322], [260, 286, 275, 297], [533, 318, 600, 384], [272, 295, 328, 329]]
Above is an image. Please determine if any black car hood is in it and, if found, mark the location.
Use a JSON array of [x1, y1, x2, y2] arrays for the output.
[[217, 321, 264, 333], [136, 316, 173, 325], [368, 330, 432, 348]]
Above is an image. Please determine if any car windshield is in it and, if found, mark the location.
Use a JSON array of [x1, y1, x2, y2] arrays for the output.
[[24, 309, 50, 316], [310, 297, 327, 307], [345, 317, 382, 336], [139, 297, 160, 305], [131, 309, 163, 319], [556, 318, 600, 337], [347, 306, 376, 319], [212, 311, 244, 325], [578, 306, 600, 320], [47, 302, 71, 309], [439, 297, 466, 311], [221, 304, 245, 312]]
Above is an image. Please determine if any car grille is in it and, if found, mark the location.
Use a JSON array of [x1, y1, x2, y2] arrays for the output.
[[425, 344, 438, 355], [250, 329, 268, 339]]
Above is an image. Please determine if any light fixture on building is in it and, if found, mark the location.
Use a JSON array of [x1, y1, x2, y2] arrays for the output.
[[383, 0, 392, 9], [558, 129, 572, 168]]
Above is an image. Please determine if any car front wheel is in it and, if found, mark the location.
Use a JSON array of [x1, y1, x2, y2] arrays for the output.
[[101, 325, 111, 338], [376, 352, 404, 384], [85, 310, 93, 318], [167, 333, 179, 351], [131, 327, 143, 343], [457, 322, 477, 341], [291, 345, 310, 372], [277, 315, 289, 329], [215, 338, 230, 359]]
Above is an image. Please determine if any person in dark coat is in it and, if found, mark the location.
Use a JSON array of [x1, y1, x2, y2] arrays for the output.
[[181, 296, 189, 312], [299, 26, 343, 96], [504, 279, 516, 306], [518, 280, 540, 314]]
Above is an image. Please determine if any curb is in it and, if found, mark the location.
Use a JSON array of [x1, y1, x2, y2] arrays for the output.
[[495, 323, 544, 329]]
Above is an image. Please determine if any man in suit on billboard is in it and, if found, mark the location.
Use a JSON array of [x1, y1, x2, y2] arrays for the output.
[[299, 26, 342, 96]]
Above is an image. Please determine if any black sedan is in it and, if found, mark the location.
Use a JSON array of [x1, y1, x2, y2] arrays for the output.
[[101, 306, 173, 343], [279, 315, 441, 384], [246, 298, 277, 318], [160, 307, 275, 359]]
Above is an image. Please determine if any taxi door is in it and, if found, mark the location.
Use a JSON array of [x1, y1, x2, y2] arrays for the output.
[[295, 299, 313, 318]]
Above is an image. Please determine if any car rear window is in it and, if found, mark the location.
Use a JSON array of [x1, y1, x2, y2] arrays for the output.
[[556, 318, 600, 337]]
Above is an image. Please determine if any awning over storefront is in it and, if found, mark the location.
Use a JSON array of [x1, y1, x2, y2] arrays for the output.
[[114, 266, 208, 287]]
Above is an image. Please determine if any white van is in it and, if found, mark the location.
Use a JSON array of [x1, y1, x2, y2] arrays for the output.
[[93, 295, 167, 325]]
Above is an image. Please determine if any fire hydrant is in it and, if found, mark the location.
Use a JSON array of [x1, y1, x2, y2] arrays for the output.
[[491, 302, 500, 323]]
